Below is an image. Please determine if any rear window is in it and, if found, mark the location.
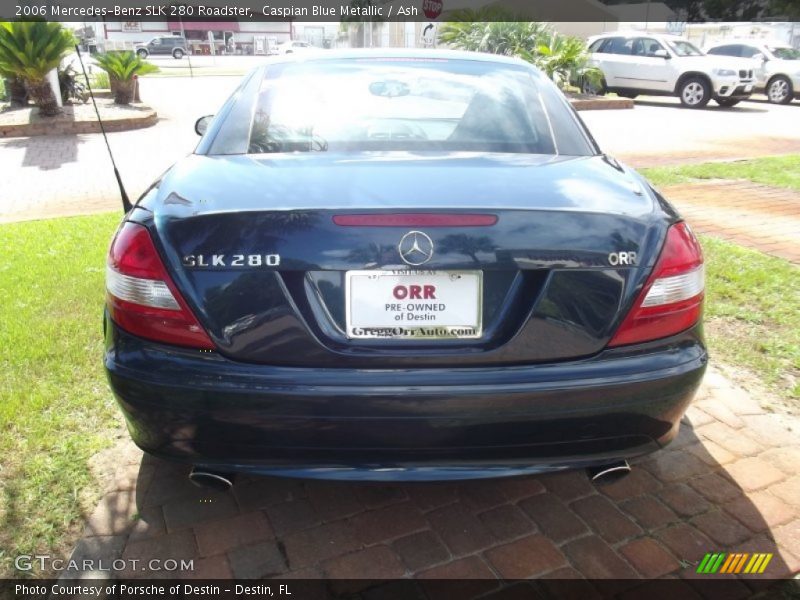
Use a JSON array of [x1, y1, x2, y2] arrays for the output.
[[601, 37, 634, 55], [707, 45, 738, 56], [588, 39, 603, 52], [209, 58, 595, 156], [666, 40, 704, 57]]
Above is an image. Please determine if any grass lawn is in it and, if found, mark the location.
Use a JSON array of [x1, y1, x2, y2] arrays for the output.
[[701, 235, 800, 406], [0, 212, 122, 577], [640, 155, 800, 192], [0, 211, 797, 576]]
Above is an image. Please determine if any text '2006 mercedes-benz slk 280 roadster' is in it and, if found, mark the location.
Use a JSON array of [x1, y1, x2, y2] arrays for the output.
[[103, 49, 707, 488]]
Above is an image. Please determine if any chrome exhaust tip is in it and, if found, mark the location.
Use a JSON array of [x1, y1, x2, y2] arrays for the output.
[[189, 467, 235, 491], [586, 460, 631, 486]]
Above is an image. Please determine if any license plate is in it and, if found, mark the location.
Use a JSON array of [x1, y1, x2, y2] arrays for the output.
[[345, 270, 482, 339], [745, 84, 753, 92]]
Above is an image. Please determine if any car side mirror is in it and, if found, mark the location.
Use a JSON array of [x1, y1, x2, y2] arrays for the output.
[[753, 53, 767, 62], [653, 49, 670, 59], [195, 115, 213, 136]]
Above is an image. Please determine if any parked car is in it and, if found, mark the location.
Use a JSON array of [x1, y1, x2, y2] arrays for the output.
[[276, 40, 314, 54], [706, 41, 800, 104], [586, 32, 755, 107], [104, 50, 706, 488], [135, 36, 188, 59]]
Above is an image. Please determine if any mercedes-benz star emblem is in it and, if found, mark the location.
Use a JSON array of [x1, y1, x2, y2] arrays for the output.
[[398, 231, 434, 266]]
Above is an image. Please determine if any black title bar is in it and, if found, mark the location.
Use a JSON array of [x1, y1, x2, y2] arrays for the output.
[[5, 0, 796, 22]]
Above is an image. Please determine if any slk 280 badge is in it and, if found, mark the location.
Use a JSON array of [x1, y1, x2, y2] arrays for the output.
[[182, 254, 281, 268]]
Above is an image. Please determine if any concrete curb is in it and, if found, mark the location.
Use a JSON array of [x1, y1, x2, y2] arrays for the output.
[[570, 96, 635, 111], [0, 105, 157, 138]]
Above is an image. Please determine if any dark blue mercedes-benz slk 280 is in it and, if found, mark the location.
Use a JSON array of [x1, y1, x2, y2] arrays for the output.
[[104, 49, 707, 487]]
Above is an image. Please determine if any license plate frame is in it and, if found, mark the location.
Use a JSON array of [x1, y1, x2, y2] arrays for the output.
[[344, 270, 483, 340]]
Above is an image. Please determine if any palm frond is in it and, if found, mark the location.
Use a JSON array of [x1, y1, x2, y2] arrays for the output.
[[438, 19, 597, 90], [93, 51, 159, 81], [0, 21, 74, 83]]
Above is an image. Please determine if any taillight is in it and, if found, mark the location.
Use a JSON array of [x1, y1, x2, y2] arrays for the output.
[[106, 222, 214, 349], [608, 222, 704, 347]]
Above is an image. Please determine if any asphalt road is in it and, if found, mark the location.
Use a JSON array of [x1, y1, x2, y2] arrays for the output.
[[581, 95, 800, 166]]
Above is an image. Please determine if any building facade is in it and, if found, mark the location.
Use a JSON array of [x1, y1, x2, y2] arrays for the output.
[[95, 21, 293, 54]]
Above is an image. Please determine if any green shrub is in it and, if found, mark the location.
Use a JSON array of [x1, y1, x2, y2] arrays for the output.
[[93, 51, 158, 81], [438, 12, 601, 91], [91, 70, 109, 89], [0, 21, 75, 115], [92, 51, 158, 104]]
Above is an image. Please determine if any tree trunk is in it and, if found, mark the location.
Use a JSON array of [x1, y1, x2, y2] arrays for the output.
[[26, 79, 60, 116], [110, 77, 134, 104], [5, 76, 28, 106]]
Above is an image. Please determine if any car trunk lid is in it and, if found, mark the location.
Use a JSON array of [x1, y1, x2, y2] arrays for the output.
[[139, 152, 668, 367]]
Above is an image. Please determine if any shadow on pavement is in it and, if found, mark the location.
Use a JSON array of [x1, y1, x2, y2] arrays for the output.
[[1, 132, 83, 170], [742, 97, 799, 107], [632, 99, 768, 113]]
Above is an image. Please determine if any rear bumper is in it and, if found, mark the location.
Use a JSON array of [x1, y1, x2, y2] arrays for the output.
[[104, 315, 707, 481]]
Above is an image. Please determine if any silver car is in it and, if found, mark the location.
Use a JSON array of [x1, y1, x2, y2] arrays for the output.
[[706, 41, 800, 104]]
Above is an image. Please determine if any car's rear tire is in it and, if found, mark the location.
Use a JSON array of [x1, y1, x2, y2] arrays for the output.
[[678, 76, 711, 108], [716, 97, 740, 107], [766, 75, 793, 104], [172, 48, 185, 59], [136, 49, 148, 59]]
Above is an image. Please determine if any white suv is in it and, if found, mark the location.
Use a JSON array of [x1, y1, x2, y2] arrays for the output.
[[586, 32, 755, 108], [706, 41, 800, 104]]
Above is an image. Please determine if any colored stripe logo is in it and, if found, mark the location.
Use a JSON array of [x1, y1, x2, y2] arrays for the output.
[[696, 552, 773, 574]]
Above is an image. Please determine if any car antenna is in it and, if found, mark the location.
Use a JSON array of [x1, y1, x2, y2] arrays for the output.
[[74, 44, 133, 213]]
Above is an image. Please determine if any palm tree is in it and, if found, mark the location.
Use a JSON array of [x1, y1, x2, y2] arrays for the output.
[[769, 0, 800, 18], [93, 51, 158, 104], [438, 234, 496, 264], [0, 21, 74, 115], [438, 10, 550, 56], [523, 33, 603, 92], [346, 243, 396, 266], [0, 43, 26, 105], [0, 66, 27, 106], [438, 14, 601, 92]]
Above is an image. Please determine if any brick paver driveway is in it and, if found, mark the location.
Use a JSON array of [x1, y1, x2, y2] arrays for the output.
[[70, 366, 800, 595], [0, 77, 237, 223], [661, 181, 800, 265]]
